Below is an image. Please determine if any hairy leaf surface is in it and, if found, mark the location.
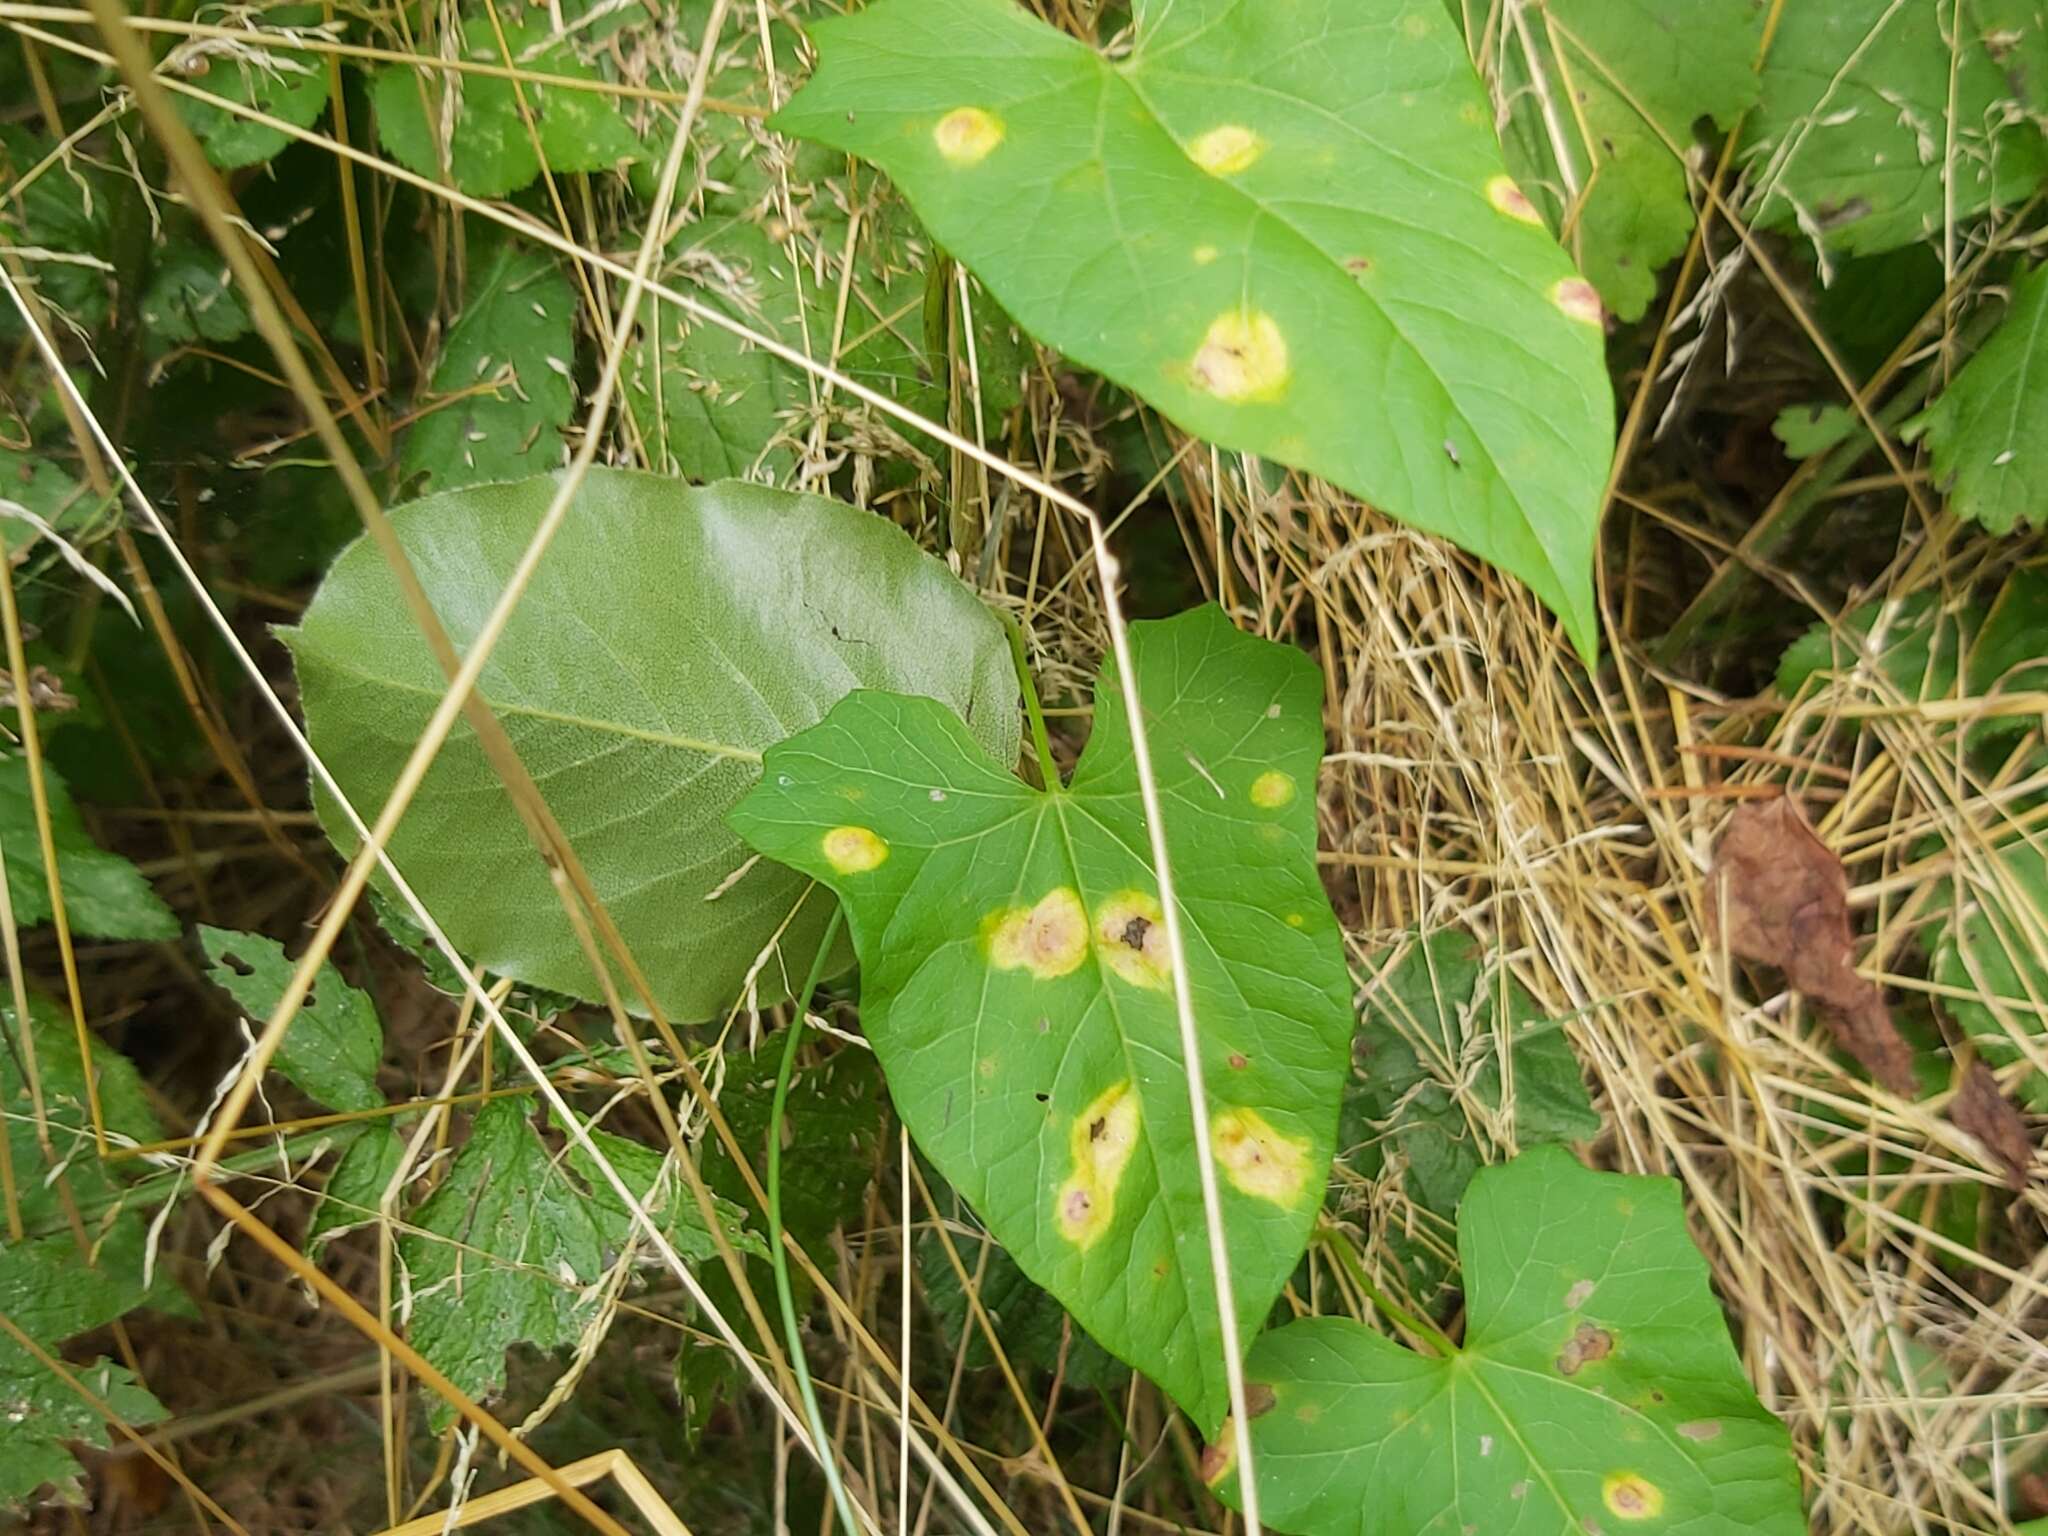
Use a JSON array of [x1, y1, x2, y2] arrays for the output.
[[730, 605, 1351, 1430], [1911, 262, 2048, 533], [401, 240, 574, 493], [288, 468, 1018, 1020], [773, 0, 1614, 656], [1217, 1148, 1804, 1536], [0, 756, 177, 941], [1742, 2, 2046, 260]]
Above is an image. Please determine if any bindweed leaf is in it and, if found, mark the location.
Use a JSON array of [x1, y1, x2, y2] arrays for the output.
[[729, 605, 1352, 1431], [1214, 1148, 1804, 1536], [287, 467, 1018, 1021], [772, 0, 1614, 658]]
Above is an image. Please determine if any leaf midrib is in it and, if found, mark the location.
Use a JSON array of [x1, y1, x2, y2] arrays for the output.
[[295, 644, 764, 762]]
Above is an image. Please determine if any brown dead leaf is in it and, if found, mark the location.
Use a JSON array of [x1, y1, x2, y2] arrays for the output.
[[1709, 795, 1917, 1095], [1952, 1060, 2034, 1189]]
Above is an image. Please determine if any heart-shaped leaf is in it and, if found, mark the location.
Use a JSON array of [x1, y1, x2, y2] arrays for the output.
[[1212, 1146, 1804, 1536], [772, 0, 1614, 657], [728, 605, 1352, 1430], [286, 468, 1018, 1020]]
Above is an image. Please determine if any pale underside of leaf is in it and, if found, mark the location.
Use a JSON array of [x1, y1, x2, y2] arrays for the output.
[[287, 467, 1018, 1020]]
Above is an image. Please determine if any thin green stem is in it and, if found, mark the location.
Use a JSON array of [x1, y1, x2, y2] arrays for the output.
[[1319, 1225, 1458, 1358], [767, 904, 860, 1536], [1003, 612, 1060, 790]]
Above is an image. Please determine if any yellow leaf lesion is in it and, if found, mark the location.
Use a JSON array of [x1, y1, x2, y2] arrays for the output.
[[1211, 1107, 1312, 1205], [933, 107, 1004, 166], [985, 887, 1088, 979], [1092, 889, 1172, 990], [821, 825, 888, 874], [1054, 1080, 1141, 1248]]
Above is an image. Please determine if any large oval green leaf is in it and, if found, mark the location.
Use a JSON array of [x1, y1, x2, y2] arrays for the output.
[[771, 0, 1614, 658], [1214, 1147, 1804, 1536], [286, 468, 1018, 1020], [729, 606, 1353, 1431]]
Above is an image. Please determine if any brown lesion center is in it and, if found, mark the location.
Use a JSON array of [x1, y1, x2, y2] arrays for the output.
[[1119, 916, 1152, 950]]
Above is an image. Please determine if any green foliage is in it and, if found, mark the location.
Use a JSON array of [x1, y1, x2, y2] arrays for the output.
[[704, 1041, 885, 1256], [307, 1126, 406, 1251], [1218, 1148, 1804, 1536], [198, 925, 385, 1113], [1772, 402, 1860, 460], [1343, 930, 1599, 1288], [400, 239, 575, 493], [371, 12, 642, 199], [138, 238, 251, 346], [287, 468, 1018, 1020], [773, 0, 1614, 657], [1743, 2, 2046, 261], [625, 116, 1024, 486], [172, 5, 335, 170], [0, 127, 140, 338], [1493, 0, 1763, 322], [0, 756, 178, 941], [1910, 263, 2048, 532], [916, 1227, 1127, 1393], [730, 605, 1352, 1432], [0, 1231, 166, 1508], [1931, 830, 2048, 1109]]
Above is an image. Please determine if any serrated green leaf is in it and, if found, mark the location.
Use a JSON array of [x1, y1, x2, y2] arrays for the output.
[[1742, 1, 2047, 261], [399, 1100, 610, 1431], [1772, 402, 1860, 459], [172, 5, 334, 170], [1910, 263, 2048, 533], [0, 448, 86, 526], [572, 1126, 767, 1263], [1345, 930, 1599, 1220], [772, 0, 1614, 658], [2, 994, 165, 1237], [400, 239, 574, 493], [1931, 828, 2048, 1110], [703, 1041, 885, 1255], [308, 1126, 407, 1251], [916, 1227, 1128, 1393], [371, 12, 642, 199], [286, 467, 1019, 1021], [1775, 589, 1964, 700], [0, 755, 178, 942], [1493, 0, 1762, 322], [197, 926, 385, 1114], [1217, 1147, 1804, 1536], [138, 239, 251, 345], [729, 605, 1352, 1431], [0, 1353, 165, 1509]]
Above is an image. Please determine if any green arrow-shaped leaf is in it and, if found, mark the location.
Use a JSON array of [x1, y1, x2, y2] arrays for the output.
[[1213, 1146, 1804, 1536], [729, 605, 1352, 1430], [771, 0, 1614, 659]]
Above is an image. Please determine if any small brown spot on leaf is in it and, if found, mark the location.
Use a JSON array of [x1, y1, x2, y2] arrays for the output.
[[1676, 1419, 1722, 1442], [1120, 915, 1152, 950], [1229, 1052, 1249, 1070], [1565, 1278, 1595, 1310], [1245, 1383, 1277, 1419], [1710, 796, 1915, 1094], [1557, 1322, 1613, 1375]]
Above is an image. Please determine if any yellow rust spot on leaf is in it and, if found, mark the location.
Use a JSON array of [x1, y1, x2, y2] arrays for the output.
[[1055, 1080, 1140, 1248], [1187, 124, 1265, 176], [1192, 243, 1220, 265], [1190, 311, 1290, 403], [1487, 174, 1543, 225], [1211, 1107, 1312, 1205], [1557, 1322, 1614, 1375], [933, 107, 1004, 166], [821, 825, 887, 874], [1553, 277, 1604, 327], [1250, 769, 1296, 808], [1092, 890, 1172, 989], [1602, 1473, 1664, 1521], [987, 887, 1088, 980]]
